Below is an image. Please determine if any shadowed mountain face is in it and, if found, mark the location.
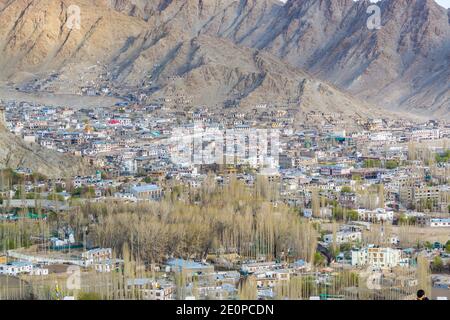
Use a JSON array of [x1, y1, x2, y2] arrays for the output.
[[0, 0, 448, 119], [110, 0, 450, 118], [227, 0, 449, 118]]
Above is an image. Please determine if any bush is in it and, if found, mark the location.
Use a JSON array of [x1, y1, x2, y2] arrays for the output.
[[77, 292, 102, 300], [340, 186, 352, 193], [385, 160, 399, 169]]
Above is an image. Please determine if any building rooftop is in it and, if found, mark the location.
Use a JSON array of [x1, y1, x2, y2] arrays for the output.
[[166, 259, 211, 270], [131, 184, 160, 193]]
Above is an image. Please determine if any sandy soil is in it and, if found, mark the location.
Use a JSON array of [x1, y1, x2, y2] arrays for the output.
[[0, 86, 121, 109]]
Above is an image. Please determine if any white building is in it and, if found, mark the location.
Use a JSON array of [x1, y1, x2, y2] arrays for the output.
[[143, 283, 176, 300], [351, 246, 402, 268], [241, 262, 282, 274], [94, 260, 116, 273], [30, 267, 49, 276], [370, 131, 394, 142], [130, 184, 163, 200], [82, 248, 112, 266], [323, 231, 362, 245], [410, 129, 440, 141], [430, 218, 450, 228], [357, 208, 394, 222], [0, 262, 33, 276]]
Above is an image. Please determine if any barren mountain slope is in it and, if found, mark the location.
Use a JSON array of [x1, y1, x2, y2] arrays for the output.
[[241, 0, 450, 118], [0, 117, 91, 178], [107, 0, 449, 118], [0, 0, 386, 121]]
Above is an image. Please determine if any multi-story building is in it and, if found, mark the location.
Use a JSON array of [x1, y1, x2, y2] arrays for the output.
[[323, 231, 362, 245], [400, 185, 448, 209], [351, 246, 402, 268], [0, 262, 33, 276], [429, 218, 450, 227], [130, 184, 163, 200], [410, 128, 440, 141], [82, 248, 112, 266], [357, 208, 394, 222]]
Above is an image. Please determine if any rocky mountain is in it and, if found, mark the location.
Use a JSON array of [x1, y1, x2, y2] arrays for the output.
[[0, 0, 386, 121], [0, 110, 91, 178], [0, 0, 448, 119], [109, 0, 450, 118], [227, 0, 449, 118]]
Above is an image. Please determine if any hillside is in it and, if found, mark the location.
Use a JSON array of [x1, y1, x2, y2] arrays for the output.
[[0, 108, 91, 178], [0, 0, 395, 119], [111, 0, 450, 118]]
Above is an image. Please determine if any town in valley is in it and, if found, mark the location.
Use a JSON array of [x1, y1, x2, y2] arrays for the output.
[[0, 94, 449, 300]]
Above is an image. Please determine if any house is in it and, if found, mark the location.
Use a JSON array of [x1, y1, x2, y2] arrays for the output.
[[240, 261, 282, 274], [430, 218, 450, 228], [130, 184, 163, 200], [252, 270, 291, 288], [30, 267, 49, 276], [94, 260, 119, 273], [166, 259, 214, 276], [323, 231, 362, 245], [0, 262, 33, 276], [194, 283, 237, 300], [320, 165, 352, 177], [82, 248, 112, 266], [339, 192, 357, 208], [142, 281, 176, 300], [50, 233, 75, 248], [357, 208, 394, 222], [127, 278, 176, 300], [351, 246, 402, 268]]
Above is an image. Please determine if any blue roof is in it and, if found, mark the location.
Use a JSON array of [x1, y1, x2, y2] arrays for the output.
[[294, 259, 306, 266], [131, 184, 160, 193], [431, 218, 450, 223], [221, 283, 237, 292], [8, 261, 32, 267], [166, 259, 210, 270]]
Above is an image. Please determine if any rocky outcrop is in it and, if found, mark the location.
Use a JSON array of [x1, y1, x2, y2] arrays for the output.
[[0, 128, 92, 178]]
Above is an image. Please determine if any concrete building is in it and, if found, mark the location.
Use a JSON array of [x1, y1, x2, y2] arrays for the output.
[[166, 259, 214, 276], [130, 184, 163, 200], [352, 246, 402, 268], [82, 248, 112, 266], [357, 208, 394, 222], [430, 218, 450, 228], [0, 262, 33, 276], [323, 231, 362, 245]]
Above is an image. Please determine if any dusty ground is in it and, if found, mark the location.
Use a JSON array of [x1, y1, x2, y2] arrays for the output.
[[322, 222, 450, 246], [0, 86, 121, 109]]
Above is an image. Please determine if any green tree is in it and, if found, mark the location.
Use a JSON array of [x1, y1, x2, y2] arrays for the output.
[[363, 159, 381, 168], [445, 241, 450, 253], [347, 210, 359, 221], [432, 256, 444, 272], [341, 186, 352, 194], [143, 176, 155, 184], [424, 241, 433, 250], [385, 160, 399, 169], [314, 252, 325, 266], [71, 187, 83, 197]]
